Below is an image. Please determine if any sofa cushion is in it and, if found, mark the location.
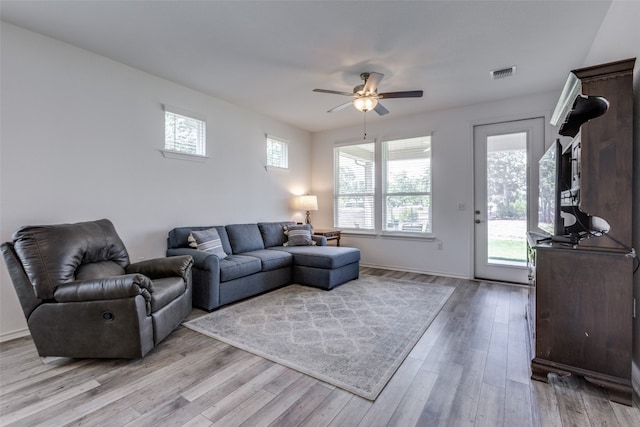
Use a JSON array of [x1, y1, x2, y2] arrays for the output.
[[219, 255, 262, 282], [258, 221, 295, 248], [241, 249, 293, 272], [270, 246, 360, 269], [150, 276, 186, 312], [283, 224, 316, 247], [188, 228, 227, 259], [226, 224, 265, 254]]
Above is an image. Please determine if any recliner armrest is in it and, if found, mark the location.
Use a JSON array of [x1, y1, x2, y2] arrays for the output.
[[126, 255, 193, 281], [54, 274, 153, 302]]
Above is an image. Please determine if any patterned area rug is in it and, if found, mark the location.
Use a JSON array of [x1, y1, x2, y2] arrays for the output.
[[184, 274, 455, 400]]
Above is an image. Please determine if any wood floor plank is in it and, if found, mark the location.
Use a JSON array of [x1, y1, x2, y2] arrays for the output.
[[578, 377, 623, 427], [530, 380, 563, 427], [611, 400, 640, 427], [0, 379, 101, 426], [415, 361, 465, 427], [199, 363, 287, 421], [325, 395, 371, 427], [298, 387, 353, 427], [474, 382, 506, 427], [446, 348, 487, 426], [357, 356, 423, 427], [469, 283, 500, 352], [209, 389, 276, 427], [26, 343, 232, 426], [550, 374, 593, 427], [0, 358, 94, 396], [181, 353, 261, 401], [66, 342, 232, 426], [506, 288, 530, 385], [386, 368, 438, 427], [141, 357, 277, 426], [505, 378, 534, 427], [238, 375, 318, 427], [1, 267, 638, 426], [66, 402, 143, 427], [483, 319, 508, 388], [182, 414, 215, 427], [269, 382, 334, 426]]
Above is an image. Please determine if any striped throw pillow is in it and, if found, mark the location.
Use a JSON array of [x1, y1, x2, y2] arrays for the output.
[[283, 224, 316, 247], [188, 228, 227, 259]]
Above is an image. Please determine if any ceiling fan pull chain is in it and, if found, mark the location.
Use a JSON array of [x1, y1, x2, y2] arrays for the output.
[[363, 112, 367, 140]]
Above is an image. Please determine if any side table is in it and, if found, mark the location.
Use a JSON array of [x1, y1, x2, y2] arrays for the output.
[[313, 229, 341, 246]]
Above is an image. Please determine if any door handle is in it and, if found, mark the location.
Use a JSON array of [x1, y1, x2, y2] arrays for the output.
[[475, 219, 482, 224]]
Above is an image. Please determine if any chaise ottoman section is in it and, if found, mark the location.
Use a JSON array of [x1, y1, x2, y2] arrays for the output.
[[269, 246, 360, 290]]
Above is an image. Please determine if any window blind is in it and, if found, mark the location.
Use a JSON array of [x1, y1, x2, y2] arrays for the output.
[[334, 143, 375, 230], [266, 135, 288, 169], [164, 105, 206, 156], [382, 136, 432, 233]]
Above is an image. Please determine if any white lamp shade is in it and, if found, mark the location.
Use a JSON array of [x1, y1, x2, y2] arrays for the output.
[[299, 195, 318, 211]]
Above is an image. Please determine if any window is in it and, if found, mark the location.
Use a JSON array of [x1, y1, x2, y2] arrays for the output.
[[334, 142, 375, 230], [333, 135, 432, 234], [164, 105, 206, 157], [383, 136, 432, 233], [266, 135, 288, 169]]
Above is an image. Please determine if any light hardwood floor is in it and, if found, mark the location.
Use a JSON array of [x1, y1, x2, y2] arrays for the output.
[[1, 267, 639, 426]]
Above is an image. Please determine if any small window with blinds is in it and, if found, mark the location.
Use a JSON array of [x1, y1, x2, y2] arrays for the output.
[[266, 135, 288, 169], [163, 105, 206, 157], [383, 136, 432, 233], [334, 142, 375, 230]]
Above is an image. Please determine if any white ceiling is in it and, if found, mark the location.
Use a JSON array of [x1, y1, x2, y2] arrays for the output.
[[1, 1, 614, 133]]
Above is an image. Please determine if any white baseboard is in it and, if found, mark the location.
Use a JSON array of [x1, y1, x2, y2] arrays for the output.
[[359, 262, 470, 280], [0, 328, 30, 343]]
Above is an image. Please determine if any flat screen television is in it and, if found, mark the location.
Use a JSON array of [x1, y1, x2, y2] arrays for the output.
[[538, 140, 563, 237]]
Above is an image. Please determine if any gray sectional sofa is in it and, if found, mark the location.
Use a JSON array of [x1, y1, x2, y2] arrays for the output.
[[167, 221, 360, 311]]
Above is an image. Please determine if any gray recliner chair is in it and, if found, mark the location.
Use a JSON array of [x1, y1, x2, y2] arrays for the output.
[[1, 219, 193, 359]]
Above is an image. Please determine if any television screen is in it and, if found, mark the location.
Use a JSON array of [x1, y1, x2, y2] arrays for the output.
[[538, 140, 562, 236]]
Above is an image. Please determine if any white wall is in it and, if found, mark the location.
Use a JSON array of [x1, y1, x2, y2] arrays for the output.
[[311, 92, 558, 278], [0, 23, 312, 339]]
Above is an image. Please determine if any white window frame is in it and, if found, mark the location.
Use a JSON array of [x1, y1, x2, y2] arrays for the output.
[[161, 104, 208, 161], [265, 134, 289, 170], [333, 135, 433, 237], [333, 141, 376, 231], [382, 136, 432, 235]]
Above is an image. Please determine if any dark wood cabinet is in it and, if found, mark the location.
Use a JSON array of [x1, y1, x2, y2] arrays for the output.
[[529, 58, 635, 405], [574, 59, 635, 251], [530, 244, 633, 404]]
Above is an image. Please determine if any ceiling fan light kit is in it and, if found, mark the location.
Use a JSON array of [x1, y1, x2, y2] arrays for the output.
[[353, 96, 378, 112]]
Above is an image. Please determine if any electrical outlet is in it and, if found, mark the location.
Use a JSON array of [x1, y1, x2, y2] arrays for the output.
[[437, 242, 443, 250], [457, 202, 465, 211]]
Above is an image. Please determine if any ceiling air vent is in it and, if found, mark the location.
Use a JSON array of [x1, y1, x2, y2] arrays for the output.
[[490, 65, 516, 80]]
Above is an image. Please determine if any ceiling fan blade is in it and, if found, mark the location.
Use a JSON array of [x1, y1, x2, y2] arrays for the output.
[[313, 89, 354, 96], [378, 90, 423, 99], [374, 103, 389, 116], [327, 100, 353, 113], [362, 72, 384, 95]]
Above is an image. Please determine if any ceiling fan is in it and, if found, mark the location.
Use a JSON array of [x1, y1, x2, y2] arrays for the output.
[[313, 72, 423, 116]]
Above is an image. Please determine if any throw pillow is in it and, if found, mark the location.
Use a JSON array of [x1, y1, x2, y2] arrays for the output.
[[188, 228, 228, 259], [283, 224, 316, 247]]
